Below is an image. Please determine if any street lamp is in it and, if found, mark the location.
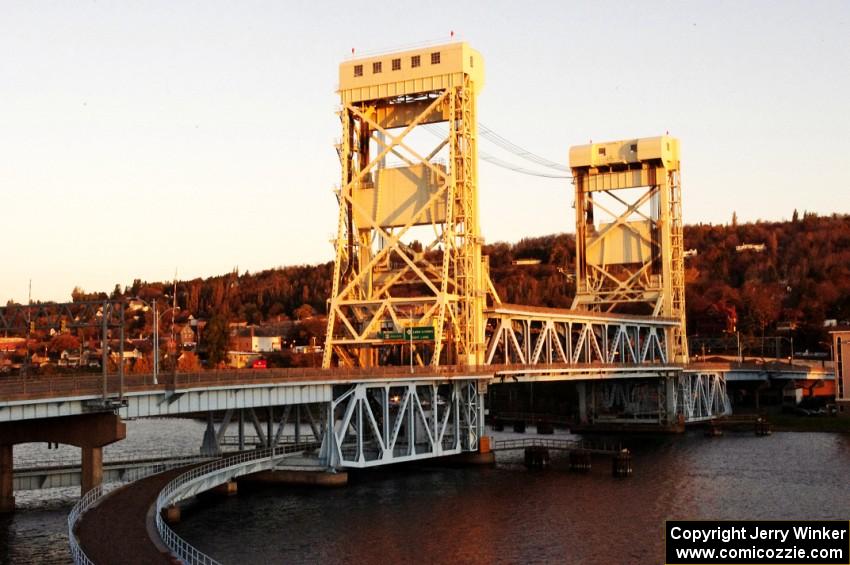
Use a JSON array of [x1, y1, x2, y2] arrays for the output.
[[408, 310, 414, 374], [129, 296, 180, 385]]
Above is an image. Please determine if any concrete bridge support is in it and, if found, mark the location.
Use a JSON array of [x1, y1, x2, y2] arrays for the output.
[[81, 446, 103, 494], [1, 444, 13, 513], [0, 412, 125, 512]]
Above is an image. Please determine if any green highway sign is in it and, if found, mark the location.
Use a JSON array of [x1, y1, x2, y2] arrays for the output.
[[379, 331, 405, 340], [407, 326, 435, 340], [378, 326, 435, 341]]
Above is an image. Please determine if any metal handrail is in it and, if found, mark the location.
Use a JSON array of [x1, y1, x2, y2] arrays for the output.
[[1, 361, 681, 403], [155, 443, 318, 565], [67, 485, 103, 565], [492, 438, 623, 454], [67, 454, 215, 564]]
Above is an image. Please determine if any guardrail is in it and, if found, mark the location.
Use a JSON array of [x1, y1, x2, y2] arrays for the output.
[[220, 434, 307, 447], [492, 438, 623, 455], [67, 484, 103, 565], [155, 443, 320, 565], [67, 454, 215, 565], [1, 362, 682, 403]]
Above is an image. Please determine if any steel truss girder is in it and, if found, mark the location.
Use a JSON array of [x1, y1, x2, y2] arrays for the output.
[[675, 371, 732, 422], [320, 379, 484, 469], [199, 405, 324, 455], [592, 378, 669, 422], [587, 372, 731, 424], [483, 312, 670, 367]]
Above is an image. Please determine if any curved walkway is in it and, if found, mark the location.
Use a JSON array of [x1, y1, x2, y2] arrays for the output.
[[75, 465, 198, 565]]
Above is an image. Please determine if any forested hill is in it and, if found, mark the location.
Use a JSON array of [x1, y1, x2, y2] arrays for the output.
[[73, 212, 850, 349]]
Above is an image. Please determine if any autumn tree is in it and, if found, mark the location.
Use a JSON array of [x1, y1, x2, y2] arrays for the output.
[[177, 351, 201, 372], [131, 355, 152, 374], [294, 304, 316, 320], [201, 314, 230, 367], [48, 333, 80, 353]]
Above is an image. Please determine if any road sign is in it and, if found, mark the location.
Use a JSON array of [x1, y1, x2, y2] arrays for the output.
[[407, 326, 435, 340], [379, 326, 435, 341], [379, 331, 405, 340]]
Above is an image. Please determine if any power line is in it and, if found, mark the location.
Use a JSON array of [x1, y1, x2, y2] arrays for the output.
[[478, 151, 571, 178], [478, 122, 570, 173], [421, 125, 571, 179]]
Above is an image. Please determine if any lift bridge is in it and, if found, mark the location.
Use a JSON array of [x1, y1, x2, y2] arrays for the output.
[[323, 41, 729, 433], [0, 43, 732, 514]]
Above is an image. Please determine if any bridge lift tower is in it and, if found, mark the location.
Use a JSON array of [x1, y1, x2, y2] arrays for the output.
[[569, 136, 688, 363], [323, 43, 494, 369]]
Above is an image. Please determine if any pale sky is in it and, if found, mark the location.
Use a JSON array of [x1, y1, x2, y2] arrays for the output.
[[2, 0, 848, 303]]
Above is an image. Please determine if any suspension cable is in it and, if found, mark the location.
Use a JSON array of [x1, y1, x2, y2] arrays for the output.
[[477, 122, 571, 172], [422, 125, 572, 179]]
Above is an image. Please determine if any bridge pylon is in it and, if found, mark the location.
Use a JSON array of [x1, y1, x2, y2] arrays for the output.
[[569, 136, 688, 363], [323, 43, 494, 369]]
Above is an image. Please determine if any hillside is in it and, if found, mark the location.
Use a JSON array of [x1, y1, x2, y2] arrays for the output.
[[72, 212, 850, 352]]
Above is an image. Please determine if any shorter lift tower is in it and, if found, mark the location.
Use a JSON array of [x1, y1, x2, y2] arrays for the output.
[[569, 136, 688, 362], [323, 43, 492, 369]]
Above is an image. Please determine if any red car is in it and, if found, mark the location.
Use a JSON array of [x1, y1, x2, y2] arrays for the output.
[[251, 359, 267, 369]]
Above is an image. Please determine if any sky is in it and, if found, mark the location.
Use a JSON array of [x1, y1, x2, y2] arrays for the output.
[[2, 0, 848, 303]]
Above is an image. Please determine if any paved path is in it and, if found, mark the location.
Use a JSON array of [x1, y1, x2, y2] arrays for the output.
[[75, 467, 191, 565]]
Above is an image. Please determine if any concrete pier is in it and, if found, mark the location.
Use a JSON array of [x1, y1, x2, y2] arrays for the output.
[[212, 480, 238, 496], [81, 446, 103, 494], [1, 444, 13, 513], [241, 469, 348, 487], [0, 412, 125, 512], [163, 504, 181, 524]]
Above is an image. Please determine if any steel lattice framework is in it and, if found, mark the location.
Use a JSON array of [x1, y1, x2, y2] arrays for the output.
[[320, 379, 484, 468], [484, 303, 677, 366], [323, 43, 492, 369], [569, 137, 688, 362]]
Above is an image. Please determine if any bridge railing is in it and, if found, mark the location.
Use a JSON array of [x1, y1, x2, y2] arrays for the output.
[[67, 454, 216, 565], [67, 484, 103, 565], [492, 437, 623, 454], [2, 362, 681, 403], [155, 443, 318, 565]]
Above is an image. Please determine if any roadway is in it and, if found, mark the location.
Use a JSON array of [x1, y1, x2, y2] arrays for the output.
[[0, 359, 830, 423]]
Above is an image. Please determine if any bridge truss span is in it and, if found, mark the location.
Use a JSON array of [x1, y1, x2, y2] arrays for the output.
[[484, 303, 679, 367], [323, 378, 485, 468], [676, 371, 732, 422]]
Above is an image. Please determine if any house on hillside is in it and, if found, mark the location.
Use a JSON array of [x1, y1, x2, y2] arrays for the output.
[[232, 331, 282, 353], [735, 243, 766, 253], [176, 324, 197, 347]]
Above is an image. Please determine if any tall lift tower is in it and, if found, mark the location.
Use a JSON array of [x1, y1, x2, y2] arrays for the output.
[[323, 43, 491, 369], [569, 136, 688, 362]]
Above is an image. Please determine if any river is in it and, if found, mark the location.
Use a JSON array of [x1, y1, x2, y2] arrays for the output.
[[2, 421, 850, 564]]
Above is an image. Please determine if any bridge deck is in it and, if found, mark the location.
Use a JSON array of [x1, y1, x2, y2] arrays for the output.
[[0, 362, 679, 403], [75, 464, 200, 565]]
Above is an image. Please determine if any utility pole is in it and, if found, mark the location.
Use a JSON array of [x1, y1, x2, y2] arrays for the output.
[[118, 306, 124, 400], [790, 337, 794, 366], [152, 298, 158, 385], [24, 280, 31, 377], [101, 300, 108, 401], [737, 331, 742, 363]]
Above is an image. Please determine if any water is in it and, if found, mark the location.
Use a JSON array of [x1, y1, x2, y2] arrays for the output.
[[172, 430, 850, 564], [3, 424, 850, 564]]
